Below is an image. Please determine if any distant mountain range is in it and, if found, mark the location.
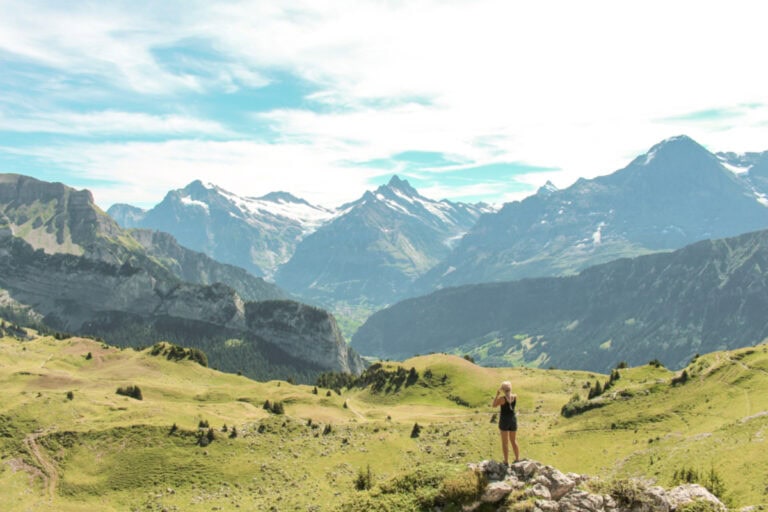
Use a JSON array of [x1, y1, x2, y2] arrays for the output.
[[275, 176, 491, 305], [0, 174, 364, 381], [108, 137, 768, 317], [413, 136, 768, 293], [352, 228, 768, 372], [110, 176, 490, 308], [109, 180, 334, 279]]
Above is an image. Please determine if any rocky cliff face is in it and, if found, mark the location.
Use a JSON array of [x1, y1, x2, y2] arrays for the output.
[[0, 173, 287, 302], [0, 232, 365, 379], [245, 301, 367, 375], [468, 459, 726, 512], [0, 174, 365, 381]]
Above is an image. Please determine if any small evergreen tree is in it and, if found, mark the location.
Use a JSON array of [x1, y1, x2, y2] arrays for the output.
[[354, 465, 374, 491], [410, 422, 422, 438], [169, 423, 178, 435], [229, 426, 238, 439], [588, 380, 603, 399], [66, 391, 74, 400], [312, 386, 318, 395]]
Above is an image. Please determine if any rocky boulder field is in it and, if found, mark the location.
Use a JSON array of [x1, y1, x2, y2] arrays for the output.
[[467, 459, 727, 512]]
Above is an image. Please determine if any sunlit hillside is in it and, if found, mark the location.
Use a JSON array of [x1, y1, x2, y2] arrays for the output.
[[1, 327, 766, 510]]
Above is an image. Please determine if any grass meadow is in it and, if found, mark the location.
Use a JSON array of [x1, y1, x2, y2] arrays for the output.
[[1, 329, 766, 510]]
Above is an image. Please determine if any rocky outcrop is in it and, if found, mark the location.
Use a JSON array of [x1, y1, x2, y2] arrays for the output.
[[0, 173, 287, 302], [245, 301, 367, 375], [466, 459, 726, 512], [0, 174, 365, 376], [0, 209, 365, 381]]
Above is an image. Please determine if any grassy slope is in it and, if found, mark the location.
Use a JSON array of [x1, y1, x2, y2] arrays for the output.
[[1, 331, 766, 510]]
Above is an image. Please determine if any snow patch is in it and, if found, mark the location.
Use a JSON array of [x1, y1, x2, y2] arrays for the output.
[[441, 266, 456, 277], [180, 196, 210, 213], [717, 157, 752, 175], [592, 222, 605, 245], [643, 148, 658, 165]]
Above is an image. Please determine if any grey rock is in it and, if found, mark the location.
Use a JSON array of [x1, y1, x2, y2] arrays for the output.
[[481, 481, 515, 503], [667, 484, 726, 511]]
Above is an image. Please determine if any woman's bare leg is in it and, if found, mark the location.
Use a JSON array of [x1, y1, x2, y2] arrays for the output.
[[510, 431, 520, 461], [499, 430, 509, 464]]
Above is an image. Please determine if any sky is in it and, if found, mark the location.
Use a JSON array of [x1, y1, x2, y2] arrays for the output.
[[0, 0, 766, 210]]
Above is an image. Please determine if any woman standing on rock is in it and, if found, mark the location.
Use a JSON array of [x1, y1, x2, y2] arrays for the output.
[[492, 380, 519, 465]]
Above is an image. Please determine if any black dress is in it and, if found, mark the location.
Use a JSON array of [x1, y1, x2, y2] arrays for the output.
[[498, 396, 517, 432]]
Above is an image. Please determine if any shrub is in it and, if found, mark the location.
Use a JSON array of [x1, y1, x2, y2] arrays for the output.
[[588, 478, 651, 509], [649, 359, 664, 368], [355, 465, 374, 491], [66, 391, 74, 400], [560, 394, 605, 417], [323, 424, 332, 435], [198, 419, 209, 429], [671, 466, 727, 501], [229, 426, 238, 439], [671, 370, 689, 386], [437, 469, 484, 505], [116, 385, 143, 400], [169, 423, 178, 435], [270, 401, 285, 415], [410, 423, 422, 438], [676, 500, 723, 512], [85, 352, 92, 360]]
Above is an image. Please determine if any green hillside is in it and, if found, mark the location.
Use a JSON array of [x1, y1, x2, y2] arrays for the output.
[[1, 327, 766, 510]]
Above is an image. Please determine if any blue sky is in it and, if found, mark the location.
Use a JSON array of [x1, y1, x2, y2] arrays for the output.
[[0, 1, 766, 210]]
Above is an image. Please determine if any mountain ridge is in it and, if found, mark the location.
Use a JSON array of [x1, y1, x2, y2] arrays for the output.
[[353, 227, 768, 372], [413, 135, 768, 293]]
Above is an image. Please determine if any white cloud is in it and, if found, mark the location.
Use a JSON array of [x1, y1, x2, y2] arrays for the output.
[[1, 139, 384, 209], [0, 0, 767, 206], [0, 110, 231, 136]]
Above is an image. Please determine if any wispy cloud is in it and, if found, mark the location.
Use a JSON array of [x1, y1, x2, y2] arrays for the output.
[[0, 110, 231, 137], [0, 0, 766, 208]]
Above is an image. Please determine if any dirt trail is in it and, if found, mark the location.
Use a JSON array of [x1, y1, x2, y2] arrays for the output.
[[344, 399, 367, 420], [23, 429, 58, 501]]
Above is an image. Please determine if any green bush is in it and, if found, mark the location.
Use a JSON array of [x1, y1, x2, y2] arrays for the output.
[[355, 465, 374, 491], [116, 385, 143, 400], [676, 500, 723, 512], [437, 469, 485, 506], [588, 478, 651, 509], [560, 395, 605, 417]]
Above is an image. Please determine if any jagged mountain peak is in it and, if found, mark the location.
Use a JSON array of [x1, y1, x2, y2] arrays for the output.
[[631, 134, 714, 168], [257, 191, 310, 205], [380, 175, 420, 197], [537, 180, 559, 195]]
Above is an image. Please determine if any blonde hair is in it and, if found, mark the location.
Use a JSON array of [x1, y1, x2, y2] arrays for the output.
[[500, 381, 512, 405]]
